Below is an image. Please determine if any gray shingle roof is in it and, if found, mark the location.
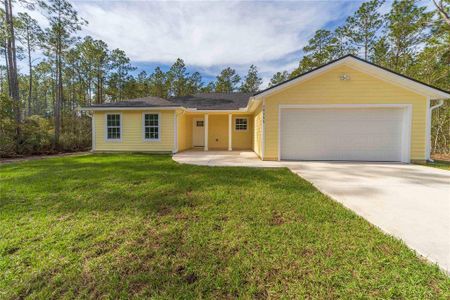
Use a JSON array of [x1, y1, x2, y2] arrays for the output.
[[87, 93, 252, 110], [169, 92, 252, 110], [89, 96, 178, 108]]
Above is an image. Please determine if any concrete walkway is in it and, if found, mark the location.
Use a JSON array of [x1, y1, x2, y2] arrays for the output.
[[173, 150, 283, 167], [173, 150, 450, 272]]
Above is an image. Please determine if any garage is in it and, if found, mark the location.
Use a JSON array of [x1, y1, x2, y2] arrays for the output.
[[279, 105, 411, 162]]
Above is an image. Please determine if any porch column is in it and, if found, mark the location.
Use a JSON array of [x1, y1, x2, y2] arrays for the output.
[[204, 114, 208, 151], [228, 114, 232, 151]]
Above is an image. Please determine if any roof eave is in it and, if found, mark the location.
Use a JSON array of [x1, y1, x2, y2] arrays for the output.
[[78, 106, 182, 111]]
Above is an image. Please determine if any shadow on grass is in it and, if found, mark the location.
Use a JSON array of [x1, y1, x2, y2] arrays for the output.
[[1, 153, 315, 216], [1, 154, 449, 299]]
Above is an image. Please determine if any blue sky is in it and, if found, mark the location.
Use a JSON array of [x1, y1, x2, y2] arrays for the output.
[[72, 0, 361, 85], [22, 0, 431, 87]]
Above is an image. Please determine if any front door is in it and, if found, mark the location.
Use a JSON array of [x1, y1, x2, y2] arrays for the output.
[[192, 118, 205, 147]]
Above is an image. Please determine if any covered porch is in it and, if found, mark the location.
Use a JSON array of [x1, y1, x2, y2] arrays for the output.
[[177, 112, 254, 152]]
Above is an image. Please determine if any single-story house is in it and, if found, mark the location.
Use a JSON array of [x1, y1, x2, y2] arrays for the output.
[[81, 55, 449, 163]]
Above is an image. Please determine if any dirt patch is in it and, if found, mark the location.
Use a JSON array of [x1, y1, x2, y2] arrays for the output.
[[431, 153, 450, 162], [253, 289, 269, 300], [157, 205, 172, 216], [185, 273, 198, 284], [269, 212, 285, 226]]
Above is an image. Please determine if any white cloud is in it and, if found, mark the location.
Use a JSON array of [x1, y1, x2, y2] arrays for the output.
[[73, 0, 351, 74]]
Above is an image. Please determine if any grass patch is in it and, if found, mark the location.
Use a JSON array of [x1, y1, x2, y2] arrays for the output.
[[416, 160, 450, 171], [1, 153, 449, 298]]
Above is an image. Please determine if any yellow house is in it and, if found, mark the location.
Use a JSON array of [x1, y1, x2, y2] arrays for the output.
[[82, 55, 449, 163]]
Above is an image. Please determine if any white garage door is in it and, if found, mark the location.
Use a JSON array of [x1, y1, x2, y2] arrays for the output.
[[280, 107, 407, 162]]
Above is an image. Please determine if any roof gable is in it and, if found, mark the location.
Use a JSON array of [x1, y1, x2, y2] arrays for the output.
[[254, 55, 450, 100]]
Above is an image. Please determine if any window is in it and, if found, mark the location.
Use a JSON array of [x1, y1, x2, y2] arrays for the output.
[[196, 120, 204, 127], [106, 114, 121, 140], [235, 118, 248, 131], [144, 113, 159, 140]]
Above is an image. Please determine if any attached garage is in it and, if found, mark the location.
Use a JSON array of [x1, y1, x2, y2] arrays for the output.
[[252, 55, 450, 162], [279, 105, 411, 162]]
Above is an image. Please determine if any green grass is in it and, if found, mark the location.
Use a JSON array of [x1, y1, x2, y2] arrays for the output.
[[416, 160, 450, 171], [1, 154, 449, 299]]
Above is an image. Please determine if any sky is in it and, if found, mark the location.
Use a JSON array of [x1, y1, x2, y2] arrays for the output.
[[19, 0, 430, 87]]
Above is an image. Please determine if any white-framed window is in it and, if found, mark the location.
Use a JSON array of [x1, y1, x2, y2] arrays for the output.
[[235, 117, 248, 131], [143, 113, 160, 141], [106, 113, 121, 140]]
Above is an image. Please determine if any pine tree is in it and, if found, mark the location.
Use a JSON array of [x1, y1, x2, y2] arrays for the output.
[[214, 67, 241, 92], [40, 0, 86, 148], [432, 0, 450, 25], [149, 67, 169, 98], [3, 0, 20, 150], [386, 0, 432, 71], [343, 0, 385, 60], [167, 58, 188, 97], [16, 12, 43, 116], [240, 65, 262, 93], [108, 49, 135, 101], [186, 71, 203, 95], [269, 71, 289, 87], [201, 81, 215, 93], [291, 29, 339, 76]]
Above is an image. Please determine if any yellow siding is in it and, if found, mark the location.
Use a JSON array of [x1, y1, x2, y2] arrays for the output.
[[176, 113, 253, 151], [94, 110, 174, 152], [208, 115, 228, 149], [177, 111, 192, 151], [263, 65, 427, 160], [232, 115, 253, 150], [252, 104, 262, 157]]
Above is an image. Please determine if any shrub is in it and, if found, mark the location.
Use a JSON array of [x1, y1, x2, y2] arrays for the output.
[[0, 94, 92, 157], [0, 118, 17, 157], [0, 95, 17, 157], [18, 116, 53, 155], [59, 114, 91, 152]]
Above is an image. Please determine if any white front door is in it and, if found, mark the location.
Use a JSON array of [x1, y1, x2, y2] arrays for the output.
[[192, 118, 205, 147]]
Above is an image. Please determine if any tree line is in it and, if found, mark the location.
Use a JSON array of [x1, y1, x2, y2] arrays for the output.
[[0, 0, 448, 157]]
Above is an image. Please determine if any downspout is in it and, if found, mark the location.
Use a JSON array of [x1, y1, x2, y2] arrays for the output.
[[427, 99, 445, 162]]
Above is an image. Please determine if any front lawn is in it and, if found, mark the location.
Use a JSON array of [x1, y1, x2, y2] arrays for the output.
[[416, 160, 450, 171], [1, 154, 449, 298]]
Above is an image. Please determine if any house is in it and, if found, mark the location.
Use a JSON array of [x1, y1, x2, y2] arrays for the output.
[[81, 55, 449, 163]]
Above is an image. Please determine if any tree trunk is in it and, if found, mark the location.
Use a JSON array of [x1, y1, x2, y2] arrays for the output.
[[96, 70, 102, 104], [27, 31, 32, 116], [4, 47, 9, 94], [54, 45, 62, 149], [4, 0, 20, 151]]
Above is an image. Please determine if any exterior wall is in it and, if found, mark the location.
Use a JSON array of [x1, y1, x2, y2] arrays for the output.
[[208, 114, 228, 150], [177, 113, 254, 151], [263, 65, 427, 161], [177, 112, 193, 151], [232, 115, 253, 150], [252, 104, 263, 157], [94, 110, 175, 152]]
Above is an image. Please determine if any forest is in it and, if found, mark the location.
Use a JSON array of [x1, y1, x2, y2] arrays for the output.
[[0, 0, 449, 157]]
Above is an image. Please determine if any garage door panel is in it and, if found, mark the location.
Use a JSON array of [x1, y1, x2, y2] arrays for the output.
[[280, 108, 404, 161]]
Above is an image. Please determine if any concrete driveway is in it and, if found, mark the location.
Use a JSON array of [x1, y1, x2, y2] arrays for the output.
[[288, 162, 450, 273], [174, 151, 450, 272]]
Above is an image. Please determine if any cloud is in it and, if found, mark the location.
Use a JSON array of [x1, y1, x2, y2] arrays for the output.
[[73, 0, 354, 78]]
